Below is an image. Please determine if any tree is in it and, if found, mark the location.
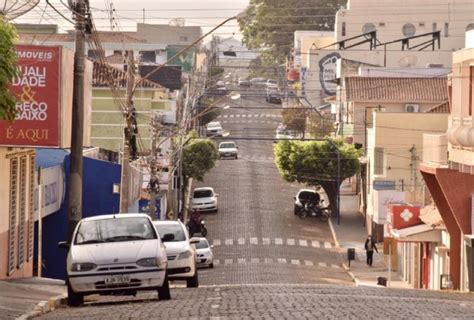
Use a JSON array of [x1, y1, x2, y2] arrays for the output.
[[238, 0, 346, 62], [0, 17, 19, 121], [306, 112, 335, 138], [182, 137, 219, 182], [281, 107, 307, 138], [273, 138, 361, 213]]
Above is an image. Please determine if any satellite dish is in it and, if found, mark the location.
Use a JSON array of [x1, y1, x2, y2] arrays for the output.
[[0, 0, 40, 20], [169, 18, 185, 27]]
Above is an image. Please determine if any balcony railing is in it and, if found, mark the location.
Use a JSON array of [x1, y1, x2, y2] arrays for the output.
[[422, 133, 448, 166]]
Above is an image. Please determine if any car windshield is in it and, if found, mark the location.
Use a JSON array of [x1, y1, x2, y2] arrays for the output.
[[194, 190, 213, 198], [74, 217, 157, 245], [207, 122, 221, 128], [220, 143, 235, 149], [195, 239, 209, 249], [299, 191, 319, 202], [154, 224, 186, 242]]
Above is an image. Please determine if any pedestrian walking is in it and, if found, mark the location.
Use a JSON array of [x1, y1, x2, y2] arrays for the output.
[[364, 235, 378, 267]]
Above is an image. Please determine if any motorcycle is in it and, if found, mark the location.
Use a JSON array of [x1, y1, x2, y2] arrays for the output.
[[297, 201, 330, 222], [188, 219, 208, 237]]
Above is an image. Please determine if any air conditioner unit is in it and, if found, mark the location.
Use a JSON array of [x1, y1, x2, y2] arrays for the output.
[[405, 104, 420, 112]]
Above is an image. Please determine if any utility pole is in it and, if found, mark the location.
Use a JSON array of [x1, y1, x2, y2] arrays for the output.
[[148, 113, 161, 220], [67, 0, 88, 242], [120, 50, 136, 212]]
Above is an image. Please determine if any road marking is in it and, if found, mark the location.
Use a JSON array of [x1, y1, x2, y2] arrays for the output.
[[250, 258, 259, 264], [311, 240, 320, 248], [237, 258, 246, 264], [224, 259, 233, 265], [331, 264, 341, 269], [250, 237, 258, 245], [304, 260, 314, 266], [214, 259, 220, 265], [264, 258, 273, 264], [318, 262, 327, 268], [287, 239, 295, 246], [213, 239, 221, 246], [262, 238, 270, 245], [236, 114, 241, 118], [238, 238, 245, 245], [278, 258, 286, 264], [225, 239, 234, 246], [299, 239, 308, 247], [324, 242, 332, 249], [274, 238, 283, 245], [291, 259, 300, 265]]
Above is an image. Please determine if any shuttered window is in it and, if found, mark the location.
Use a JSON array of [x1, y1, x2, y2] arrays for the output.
[[8, 158, 18, 275], [27, 154, 35, 261], [374, 147, 385, 175], [17, 156, 27, 268]]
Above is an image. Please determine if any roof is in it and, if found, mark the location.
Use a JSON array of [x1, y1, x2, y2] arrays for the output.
[[391, 224, 442, 242], [18, 31, 147, 44], [426, 101, 450, 113], [81, 213, 149, 222], [345, 77, 448, 102], [94, 31, 146, 44], [92, 60, 163, 89]]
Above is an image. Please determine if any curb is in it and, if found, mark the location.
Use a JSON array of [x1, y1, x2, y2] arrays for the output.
[[16, 294, 67, 320]]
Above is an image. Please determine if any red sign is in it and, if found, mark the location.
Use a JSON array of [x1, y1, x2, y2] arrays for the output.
[[0, 45, 61, 147], [388, 204, 422, 230]]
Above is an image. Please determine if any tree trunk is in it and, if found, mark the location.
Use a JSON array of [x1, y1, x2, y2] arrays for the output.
[[320, 181, 341, 215]]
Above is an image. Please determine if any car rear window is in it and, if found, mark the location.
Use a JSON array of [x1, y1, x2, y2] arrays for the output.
[[195, 239, 209, 249], [194, 190, 213, 198], [154, 224, 187, 242], [220, 143, 235, 149]]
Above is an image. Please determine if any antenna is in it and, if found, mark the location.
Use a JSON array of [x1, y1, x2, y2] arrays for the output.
[[0, 0, 40, 20]]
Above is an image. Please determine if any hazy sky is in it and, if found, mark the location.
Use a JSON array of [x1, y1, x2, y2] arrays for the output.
[[14, 0, 249, 40]]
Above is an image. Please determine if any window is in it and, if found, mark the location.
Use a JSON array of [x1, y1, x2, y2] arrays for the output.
[[444, 23, 449, 37], [432, 22, 437, 32], [374, 147, 384, 175], [342, 22, 346, 37], [402, 23, 416, 37], [180, 36, 188, 41], [27, 154, 34, 261], [470, 66, 473, 116], [87, 49, 103, 59], [419, 22, 425, 27], [16, 156, 27, 268], [379, 22, 385, 27], [8, 158, 18, 275], [139, 50, 156, 63]]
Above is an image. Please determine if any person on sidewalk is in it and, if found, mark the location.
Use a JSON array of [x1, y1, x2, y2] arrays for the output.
[[364, 235, 378, 267]]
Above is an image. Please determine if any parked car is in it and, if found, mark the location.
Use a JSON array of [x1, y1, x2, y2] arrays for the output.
[[193, 237, 214, 268], [266, 92, 282, 104], [238, 77, 251, 86], [250, 77, 266, 86], [59, 213, 171, 306], [274, 124, 302, 142], [206, 121, 224, 137], [266, 79, 278, 90], [191, 187, 219, 212], [218, 141, 238, 159], [153, 220, 199, 288], [294, 189, 321, 215]]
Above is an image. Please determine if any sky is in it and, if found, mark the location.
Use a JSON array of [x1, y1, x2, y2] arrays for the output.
[[12, 0, 249, 41]]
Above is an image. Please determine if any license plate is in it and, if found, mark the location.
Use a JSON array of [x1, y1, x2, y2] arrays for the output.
[[105, 274, 130, 285], [199, 259, 206, 263]]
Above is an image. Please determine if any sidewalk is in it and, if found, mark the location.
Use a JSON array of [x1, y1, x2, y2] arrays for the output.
[[0, 277, 66, 320], [329, 197, 411, 289]]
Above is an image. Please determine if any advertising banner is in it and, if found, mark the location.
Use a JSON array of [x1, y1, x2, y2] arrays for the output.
[[0, 45, 61, 147], [388, 204, 422, 230]]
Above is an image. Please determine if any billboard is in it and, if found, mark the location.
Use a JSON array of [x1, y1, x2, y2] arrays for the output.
[[0, 45, 61, 147]]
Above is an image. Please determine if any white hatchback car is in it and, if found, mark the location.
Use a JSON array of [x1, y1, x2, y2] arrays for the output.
[[191, 187, 219, 212], [153, 220, 199, 288], [206, 121, 224, 137], [59, 213, 170, 306], [193, 237, 214, 268]]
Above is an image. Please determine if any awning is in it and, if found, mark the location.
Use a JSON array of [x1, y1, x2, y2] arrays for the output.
[[391, 224, 442, 242]]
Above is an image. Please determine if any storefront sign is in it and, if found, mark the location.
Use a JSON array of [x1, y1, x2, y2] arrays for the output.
[[373, 180, 396, 191], [388, 204, 422, 230], [373, 190, 405, 224], [300, 67, 308, 96], [318, 52, 340, 96], [0, 45, 61, 147]]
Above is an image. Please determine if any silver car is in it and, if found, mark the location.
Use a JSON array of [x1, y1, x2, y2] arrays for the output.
[[59, 213, 171, 306], [193, 237, 214, 268]]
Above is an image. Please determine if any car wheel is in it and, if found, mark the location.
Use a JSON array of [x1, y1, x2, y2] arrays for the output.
[[209, 263, 214, 269], [201, 227, 208, 237], [234, 154, 238, 160], [67, 281, 84, 307], [294, 206, 299, 215], [158, 272, 171, 300], [186, 268, 199, 288]]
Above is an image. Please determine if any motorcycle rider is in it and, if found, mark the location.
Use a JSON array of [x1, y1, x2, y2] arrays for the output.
[[188, 209, 202, 234]]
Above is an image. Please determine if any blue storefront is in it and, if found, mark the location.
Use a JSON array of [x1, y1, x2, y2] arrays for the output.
[[35, 149, 121, 280]]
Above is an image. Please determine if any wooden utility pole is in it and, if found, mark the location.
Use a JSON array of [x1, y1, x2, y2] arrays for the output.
[[67, 0, 87, 242], [120, 50, 135, 212]]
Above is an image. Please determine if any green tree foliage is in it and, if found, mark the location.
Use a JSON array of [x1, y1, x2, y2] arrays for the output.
[[307, 113, 335, 138], [281, 108, 307, 137], [209, 66, 224, 77], [273, 138, 361, 212], [0, 17, 19, 121], [182, 138, 219, 182], [238, 0, 346, 62]]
